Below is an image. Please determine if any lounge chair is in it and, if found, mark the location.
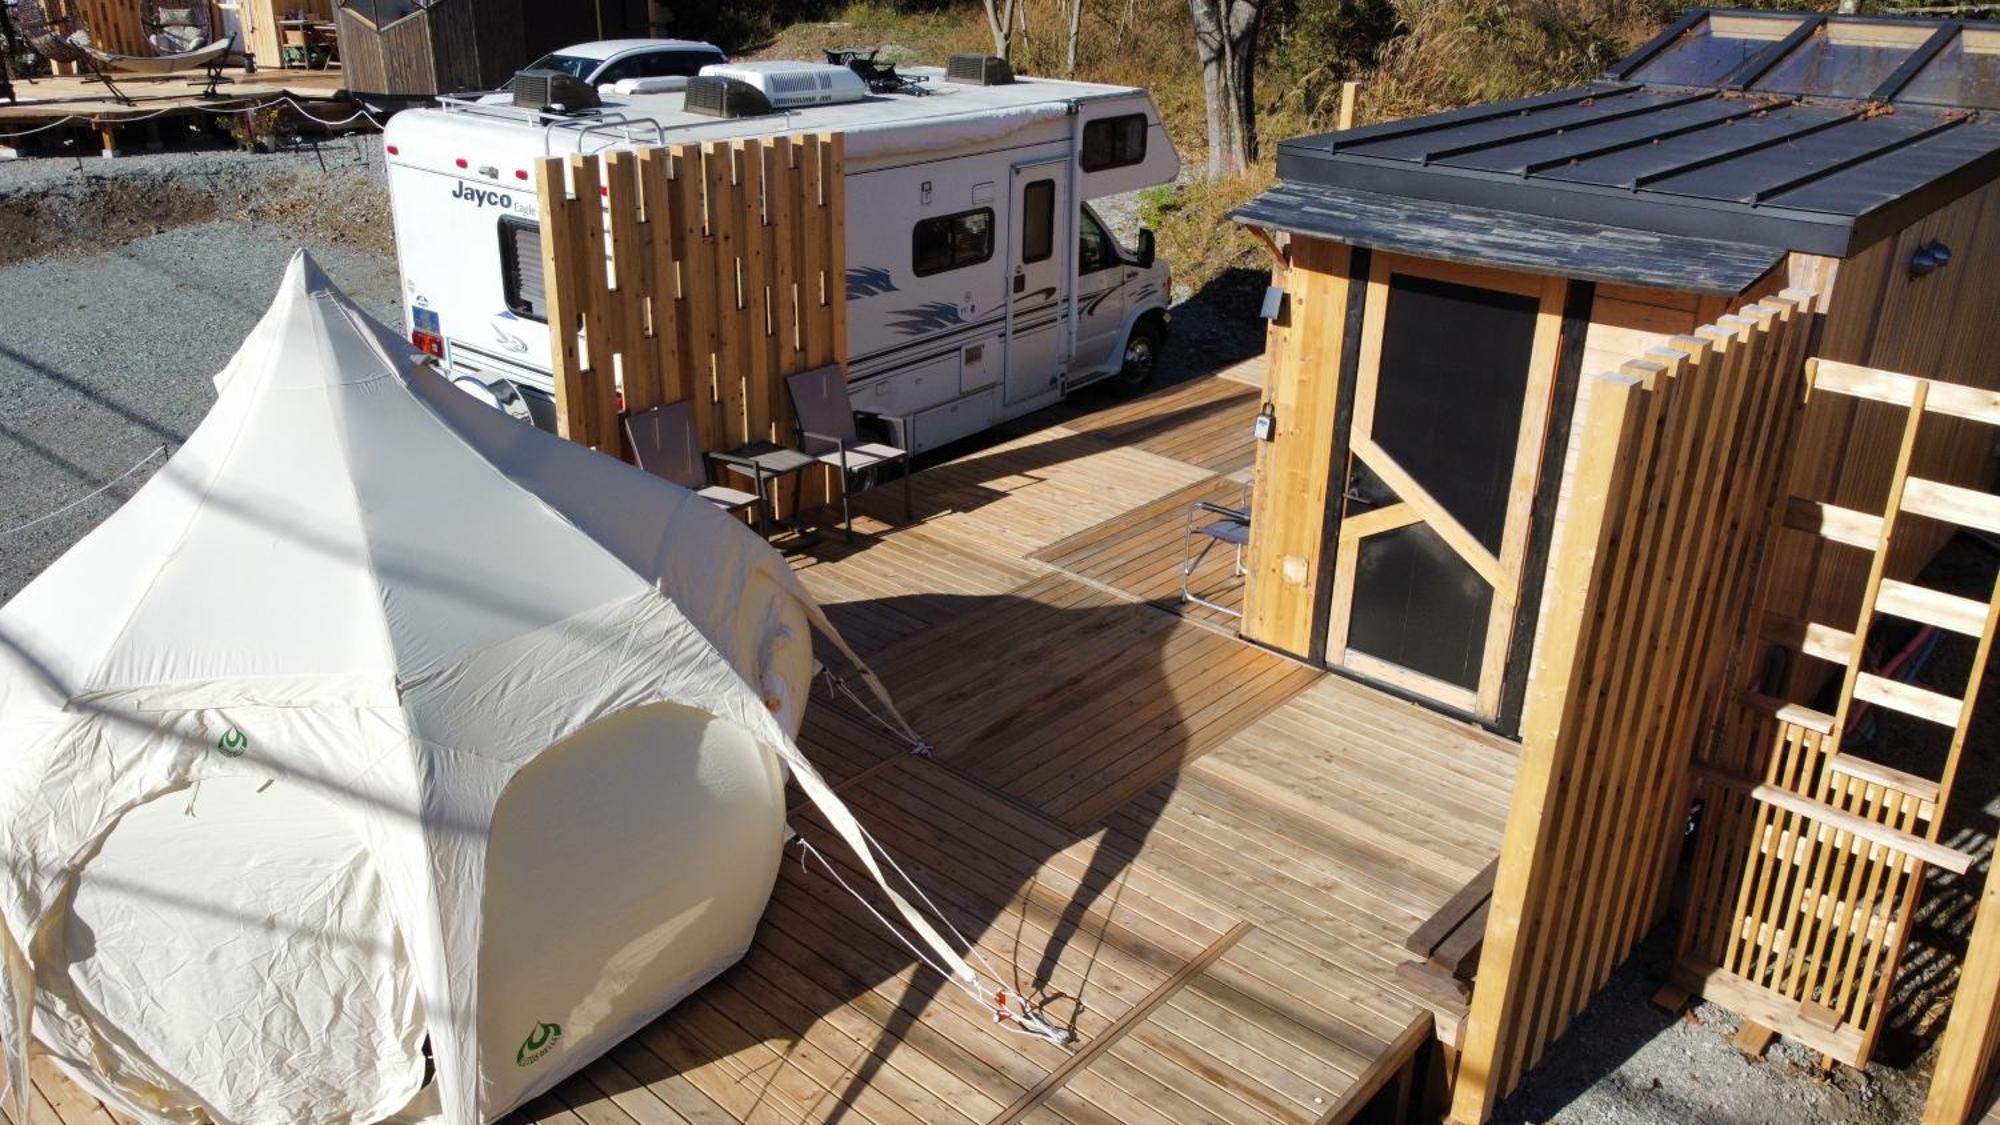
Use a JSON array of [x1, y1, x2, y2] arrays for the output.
[[1180, 491, 1250, 618], [785, 363, 912, 540], [624, 402, 760, 518]]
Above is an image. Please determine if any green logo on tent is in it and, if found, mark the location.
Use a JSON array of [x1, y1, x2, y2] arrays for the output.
[[216, 728, 248, 757], [516, 1021, 562, 1067]]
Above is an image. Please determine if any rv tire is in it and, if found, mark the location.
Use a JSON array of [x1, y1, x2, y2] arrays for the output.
[[1109, 317, 1163, 396]]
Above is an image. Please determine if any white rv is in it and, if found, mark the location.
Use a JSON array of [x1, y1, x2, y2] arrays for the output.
[[381, 55, 1179, 452]]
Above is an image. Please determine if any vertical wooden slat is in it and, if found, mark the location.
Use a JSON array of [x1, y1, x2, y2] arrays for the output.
[[800, 134, 834, 370], [737, 139, 774, 446], [568, 154, 617, 451], [703, 140, 741, 447], [534, 156, 591, 446], [678, 144, 721, 449], [825, 133, 850, 374], [769, 138, 803, 379], [603, 150, 659, 427], [638, 148, 688, 408]]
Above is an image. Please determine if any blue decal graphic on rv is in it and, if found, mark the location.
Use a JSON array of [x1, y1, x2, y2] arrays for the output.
[[845, 266, 898, 300], [1080, 288, 1119, 316], [885, 301, 966, 336]]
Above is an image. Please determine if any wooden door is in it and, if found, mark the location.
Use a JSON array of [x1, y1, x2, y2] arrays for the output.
[[1325, 255, 1567, 720]]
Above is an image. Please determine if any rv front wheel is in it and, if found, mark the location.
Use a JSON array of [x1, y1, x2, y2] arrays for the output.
[[1110, 319, 1163, 396]]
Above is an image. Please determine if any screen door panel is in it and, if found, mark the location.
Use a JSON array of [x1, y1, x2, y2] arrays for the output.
[[1327, 255, 1565, 719]]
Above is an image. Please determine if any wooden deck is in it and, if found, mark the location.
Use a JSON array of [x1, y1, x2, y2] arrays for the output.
[[13, 366, 1518, 1124], [0, 69, 354, 155]]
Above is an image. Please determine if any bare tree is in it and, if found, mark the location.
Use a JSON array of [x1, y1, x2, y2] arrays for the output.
[[1188, 0, 1263, 176], [1065, 0, 1085, 76], [983, 0, 1021, 61]]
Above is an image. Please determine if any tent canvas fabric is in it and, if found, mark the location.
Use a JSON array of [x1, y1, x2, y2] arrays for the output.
[[0, 252, 956, 1123]]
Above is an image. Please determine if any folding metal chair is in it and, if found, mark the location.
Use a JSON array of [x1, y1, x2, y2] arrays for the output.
[[624, 402, 760, 518], [785, 363, 912, 540], [1180, 491, 1250, 618]]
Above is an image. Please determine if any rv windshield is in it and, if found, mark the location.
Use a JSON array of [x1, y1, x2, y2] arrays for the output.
[[524, 53, 597, 80]]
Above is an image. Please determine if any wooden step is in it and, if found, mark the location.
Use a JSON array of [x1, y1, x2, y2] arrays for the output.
[[1760, 613, 1856, 665], [1853, 671, 1964, 727], [1875, 578, 1991, 636], [1784, 495, 1883, 549], [1808, 359, 2000, 425], [1741, 691, 1837, 734], [1691, 764, 1973, 874], [1824, 752, 1942, 808], [1902, 477, 2000, 537]]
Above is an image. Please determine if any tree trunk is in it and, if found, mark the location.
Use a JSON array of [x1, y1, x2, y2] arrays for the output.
[[1066, 0, 1084, 76], [984, 0, 1018, 60], [1189, 0, 1261, 177]]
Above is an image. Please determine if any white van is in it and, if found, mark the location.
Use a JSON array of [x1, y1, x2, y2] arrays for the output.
[[381, 55, 1179, 451]]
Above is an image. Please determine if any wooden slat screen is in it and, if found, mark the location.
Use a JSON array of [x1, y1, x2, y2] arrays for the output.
[[532, 134, 846, 461], [1450, 290, 1819, 1122], [1675, 710, 1937, 1065]]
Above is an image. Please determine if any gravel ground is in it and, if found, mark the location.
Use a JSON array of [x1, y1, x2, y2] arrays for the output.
[[0, 142, 1988, 1125], [0, 140, 401, 601]]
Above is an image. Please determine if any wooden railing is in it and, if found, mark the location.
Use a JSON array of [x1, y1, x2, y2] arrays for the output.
[[532, 135, 847, 461], [1449, 291, 1818, 1122]]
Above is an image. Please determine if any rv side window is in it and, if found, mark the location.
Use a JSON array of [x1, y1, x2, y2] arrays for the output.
[[1021, 180, 1055, 264], [912, 208, 994, 277], [499, 216, 547, 323], [1081, 114, 1147, 172]]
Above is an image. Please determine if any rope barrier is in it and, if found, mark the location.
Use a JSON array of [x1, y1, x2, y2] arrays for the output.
[[0, 445, 165, 538], [0, 93, 383, 140]]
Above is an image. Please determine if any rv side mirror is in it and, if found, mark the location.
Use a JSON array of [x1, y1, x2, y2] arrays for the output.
[[1134, 228, 1156, 269]]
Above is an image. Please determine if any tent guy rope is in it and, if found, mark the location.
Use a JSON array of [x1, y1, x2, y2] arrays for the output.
[[0, 445, 164, 538]]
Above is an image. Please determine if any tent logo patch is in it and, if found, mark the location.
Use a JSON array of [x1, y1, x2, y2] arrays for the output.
[[516, 1021, 562, 1067], [215, 728, 248, 757]]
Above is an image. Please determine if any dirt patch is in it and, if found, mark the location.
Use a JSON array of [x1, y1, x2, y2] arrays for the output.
[[0, 140, 392, 267]]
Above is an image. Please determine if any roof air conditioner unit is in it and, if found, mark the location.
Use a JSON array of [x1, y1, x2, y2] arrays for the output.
[[684, 75, 774, 118], [697, 60, 868, 108], [510, 68, 601, 113], [947, 54, 1014, 85]]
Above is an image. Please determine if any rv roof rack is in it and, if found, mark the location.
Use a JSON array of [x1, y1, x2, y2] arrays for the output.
[[431, 94, 671, 155], [825, 47, 930, 95]]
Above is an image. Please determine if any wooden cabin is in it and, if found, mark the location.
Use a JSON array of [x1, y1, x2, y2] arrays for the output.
[[1231, 9, 2000, 1122], [333, 0, 651, 97]]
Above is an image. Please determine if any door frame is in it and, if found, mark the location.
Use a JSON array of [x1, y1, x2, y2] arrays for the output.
[[1003, 156, 1069, 408], [1322, 252, 1570, 721]]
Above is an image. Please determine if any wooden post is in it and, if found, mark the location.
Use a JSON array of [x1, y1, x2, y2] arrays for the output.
[[534, 156, 590, 445], [1925, 866, 2000, 1123], [1338, 81, 1360, 131]]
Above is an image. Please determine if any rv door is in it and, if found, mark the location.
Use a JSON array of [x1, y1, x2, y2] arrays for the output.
[[1004, 160, 1068, 408]]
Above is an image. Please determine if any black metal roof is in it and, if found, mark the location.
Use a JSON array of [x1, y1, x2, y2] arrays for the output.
[[1238, 10, 2000, 273]]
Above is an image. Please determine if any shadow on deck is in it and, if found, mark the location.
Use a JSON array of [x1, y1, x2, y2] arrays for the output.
[[512, 360, 1520, 1125]]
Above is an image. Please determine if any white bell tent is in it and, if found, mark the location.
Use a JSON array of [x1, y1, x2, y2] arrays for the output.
[[0, 253, 1030, 1124]]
